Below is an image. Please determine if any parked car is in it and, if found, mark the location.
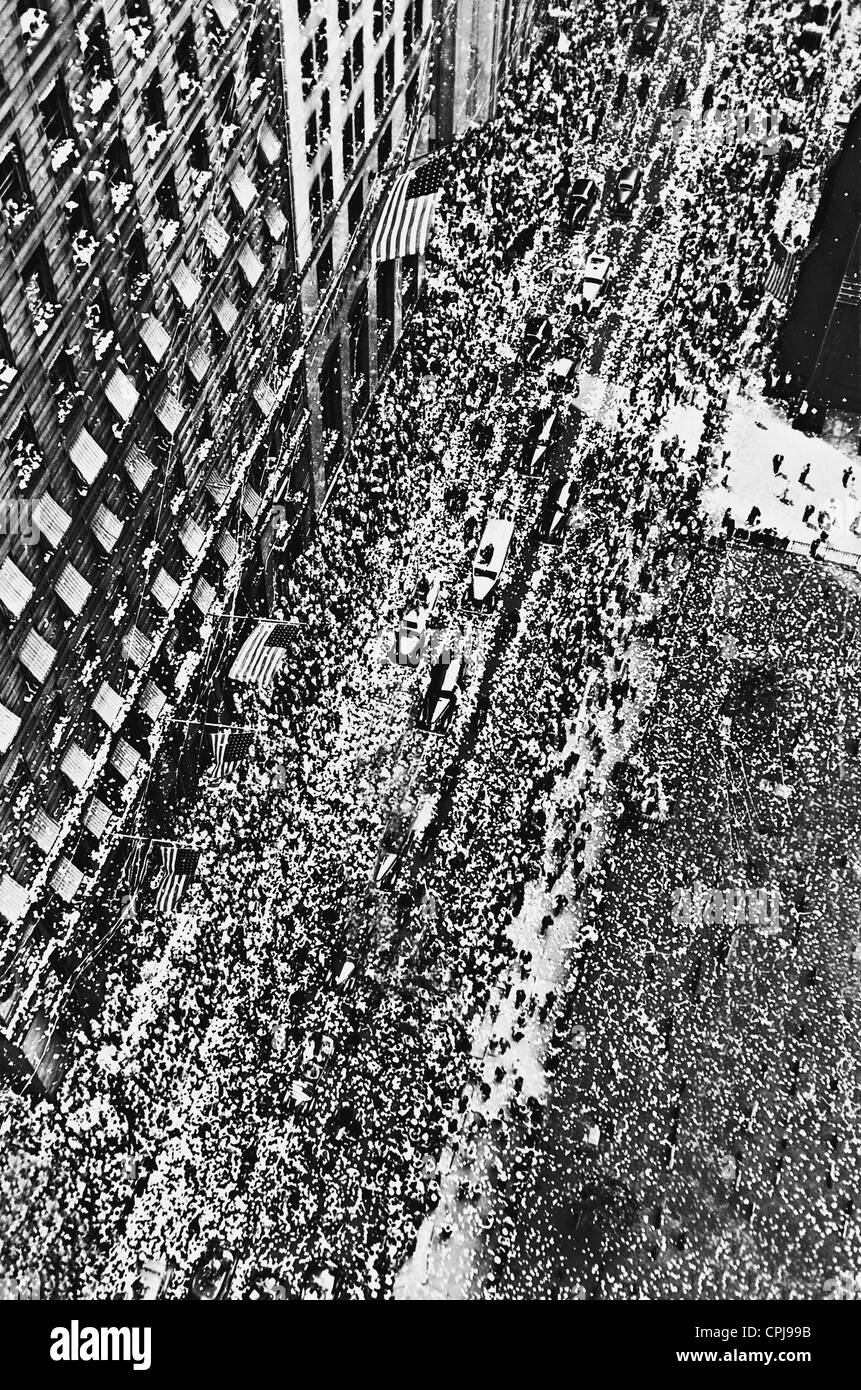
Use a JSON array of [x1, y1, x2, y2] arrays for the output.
[[631, 1, 665, 55], [561, 176, 599, 233], [418, 653, 466, 733], [521, 314, 553, 366], [614, 163, 642, 215], [521, 406, 563, 476], [470, 517, 515, 603], [539, 476, 577, 545], [575, 251, 612, 315], [372, 806, 417, 888], [393, 570, 442, 666], [189, 1242, 236, 1300]]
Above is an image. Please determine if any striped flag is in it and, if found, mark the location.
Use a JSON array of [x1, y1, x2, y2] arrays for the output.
[[370, 153, 447, 263], [836, 267, 861, 307], [763, 233, 798, 302], [209, 728, 254, 775], [153, 845, 199, 915], [228, 620, 293, 684]]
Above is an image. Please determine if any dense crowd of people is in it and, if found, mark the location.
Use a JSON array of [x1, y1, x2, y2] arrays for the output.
[[2, 0, 860, 1300]]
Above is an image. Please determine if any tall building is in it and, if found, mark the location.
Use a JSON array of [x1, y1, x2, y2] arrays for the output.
[[0, 0, 536, 1087]]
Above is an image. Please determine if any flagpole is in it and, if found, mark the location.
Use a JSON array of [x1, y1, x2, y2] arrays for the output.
[[164, 717, 265, 732]]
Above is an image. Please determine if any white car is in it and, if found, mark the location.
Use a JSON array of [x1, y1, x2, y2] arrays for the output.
[[394, 571, 442, 666], [577, 252, 611, 315], [471, 517, 515, 602]]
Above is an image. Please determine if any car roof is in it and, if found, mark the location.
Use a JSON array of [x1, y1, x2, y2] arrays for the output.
[[570, 177, 596, 195], [585, 252, 610, 271], [477, 516, 515, 550], [618, 164, 640, 179]]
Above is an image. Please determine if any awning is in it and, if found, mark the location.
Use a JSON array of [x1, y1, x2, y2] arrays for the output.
[[238, 241, 264, 287], [217, 530, 238, 566], [0, 700, 21, 754], [53, 560, 91, 615], [92, 680, 124, 729], [124, 443, 155, 493], [139, 679, 167, 722], [140, 313, 171, 363], [253, 377, 277, 417], [0, 873, 27, 925], [90, 502, 124, 553], [179, 517, 206, 557], [209, 0, 238, 29], [229, 162, 257, 213], [19, 629, 56, 683], [263, 199, 287, 241], [110, 735, 142, 781], [151, 566, 180, 611], [28, 806, 60, 855], [122, 625, 153, 669], [205, 465, 231, 507], [60, 741, 94, 790], [153, 388, 184, 435], [258, 121, 283, 166], [0, 556, 34, 618], [33, 492, 71, 548], [69, 426, 107, 485], [105, 365, 139, 422], [213, 289, 239, 335], [203, 213, 230, 260], [171, 259, 202, 309], [241, 482, 262, 520], [192, 575, 215, 614], [51, 856, 84, 903], [83, 796, 113, 840], [187, 342, 212, 384]]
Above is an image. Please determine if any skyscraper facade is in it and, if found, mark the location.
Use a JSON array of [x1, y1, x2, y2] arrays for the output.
[[0, 0, 536, 1085]]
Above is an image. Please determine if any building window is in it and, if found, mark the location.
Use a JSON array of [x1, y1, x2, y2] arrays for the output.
[[247, 23, 265, 81], [354, 93, 365, 153], [0, 314, 16, 390], [22, 246, 58, 339], [176, 18, 200, 98], [374, 57, 385, 117], [66, 179, 99, 270], [143, 69, 168, 157], [48, 347, 81, 424], [124, 224, 150, 305], [40, 75, 77, 175], [305, 110, 318, 162], [378, 123, 391, 170], [348, 182, 363, 236], [125, 0, 154, 60], [320, 88, 331, 143], [321, 151, 333, 212], [106, 133, 134, 215], [85, 281, 115, 361], [298, 0, 311, 24], [309, 176, 322, 239], [348, 286, 368, 410], [406, 70, 418, 117], [189, 120, 210, 206], [353, 29, 364, 79], [337, 0, 350, 30], [316, 239, 332, 294], [385, 35, 395, 92], [342, 115, 354, 176], [8, 410, 42, 491], [218, 73, 236, 123], [404, 0, 414, 47], [373, 0, 384, 41], [0, 140, 34, 234], [301, 39, 315, 99], [314, 23, 328, 74], [18, 1, 52, 57], [155, 170, 181, 247], [80, 10, 115, 114]]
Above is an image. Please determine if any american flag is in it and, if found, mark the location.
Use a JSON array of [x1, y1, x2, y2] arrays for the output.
[[153, 844, 199, 915], [209, 727, 254, 774], [370, 153, 447, 263], [763, 233, 798, 303], [228, 620, 293, 684]]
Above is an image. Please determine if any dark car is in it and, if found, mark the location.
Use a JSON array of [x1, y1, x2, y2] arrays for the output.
[[631, 2, 665, 55], [521, 407, 563, 476], [418, 653, 466, 732], [561, 176, 599, 234], [539, 476, 578, 545], [372, 807, 416, 889], [190, 1243, 236, 1300], [614, 163, 642, 215], [521, 314, 553, 366]]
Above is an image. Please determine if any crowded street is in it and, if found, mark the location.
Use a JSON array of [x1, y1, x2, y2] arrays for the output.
[[2, 0, 861, 1304]]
